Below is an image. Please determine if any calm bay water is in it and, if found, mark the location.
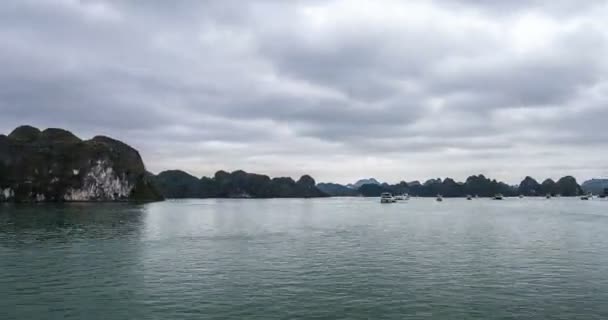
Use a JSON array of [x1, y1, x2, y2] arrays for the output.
[[1, 197, 608, 319]]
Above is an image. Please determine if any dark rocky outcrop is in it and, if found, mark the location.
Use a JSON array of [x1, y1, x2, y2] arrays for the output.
[[440, 178, 465, 197], [540, 179, 557, 196], [533, 177, 583, 196], [518, 176, 541, 196], [316, 174, 584, 198], [554, 176, 583, 196], [518, 176, 583, 197], [0, 125, 163, 202], [153, 170, 201, 198], [358, 183, 391, 197], [150, 170, 328, 198], [463, 175, 516, 197], [356, 175, 520, 198]]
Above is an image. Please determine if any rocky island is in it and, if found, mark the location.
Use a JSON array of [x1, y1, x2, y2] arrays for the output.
[[0, 125, 163, 202], [150, 170, 328, 198], [319, 174, 586, 198], [1, 125, 595, 202]]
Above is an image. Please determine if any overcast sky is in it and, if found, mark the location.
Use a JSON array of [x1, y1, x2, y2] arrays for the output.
[[1, 0, 607, 184]]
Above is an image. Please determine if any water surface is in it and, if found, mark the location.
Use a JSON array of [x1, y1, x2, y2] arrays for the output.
[[2, 198, 608, 319]]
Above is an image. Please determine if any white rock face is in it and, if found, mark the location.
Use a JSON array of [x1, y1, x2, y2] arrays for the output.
[[1, 188, 14, 200], [64, 160, 133, 201]]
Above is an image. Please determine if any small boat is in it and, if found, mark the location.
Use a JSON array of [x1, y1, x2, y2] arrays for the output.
[[519, 195, 524, 199], [493, 194, 504, 200], [394, 194, 407, 201], [545, 194, 552, 199], [380, 193, 396, 203], [474, 195, 479, 199], [466, 195, 472, 200], [436, 195, 443, 202], [581, 193, 592, 200]]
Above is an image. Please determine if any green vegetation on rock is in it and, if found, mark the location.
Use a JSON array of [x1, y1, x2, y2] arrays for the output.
[[321, 175, 583, 198], [0, 125, 163, 202], [150, 170, 328, 198]]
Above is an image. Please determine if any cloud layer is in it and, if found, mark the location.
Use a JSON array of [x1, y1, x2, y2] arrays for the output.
[[1, 0, 607, 183]]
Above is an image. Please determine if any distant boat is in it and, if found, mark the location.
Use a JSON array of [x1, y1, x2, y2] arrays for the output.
[[380, 193, 396, 203], [581, 194, 592, 200], [493, 194, 504, 200], [474, 195, 479, 199], [436, 195, 443, 202], [466, 195, 473, 200], [519, 195, 524, 199], [394, 194, 408, 201], [545, 194, 552, 199]]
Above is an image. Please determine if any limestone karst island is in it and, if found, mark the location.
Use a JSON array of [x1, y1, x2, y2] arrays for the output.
[[1, 125, 604, 203], [0, 125, 162, 202]]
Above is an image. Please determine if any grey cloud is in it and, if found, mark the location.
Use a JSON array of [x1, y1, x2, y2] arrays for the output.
[[439, 0, 605, 15], [1, 0, 607, 183]]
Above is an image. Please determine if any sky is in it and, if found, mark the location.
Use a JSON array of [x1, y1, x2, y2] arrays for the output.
[[1, 0, 607, 184]]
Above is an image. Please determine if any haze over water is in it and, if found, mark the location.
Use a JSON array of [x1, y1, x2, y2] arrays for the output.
[[2, 198, 608, 319]]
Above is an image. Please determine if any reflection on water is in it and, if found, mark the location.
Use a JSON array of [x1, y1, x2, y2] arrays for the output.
[[0, 203, 147, 245], [0, 203, 150, 319], [2, 198, 608, 319]]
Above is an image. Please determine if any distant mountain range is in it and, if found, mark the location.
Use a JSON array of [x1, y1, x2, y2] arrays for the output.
[[581, 179, 608, 195], [318, 175, 591, 197], [151, 170, 328, 199], [3, 125, 604, 202]]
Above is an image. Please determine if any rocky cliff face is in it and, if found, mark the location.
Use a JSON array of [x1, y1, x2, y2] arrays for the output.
[[0, 125, 163, 202]]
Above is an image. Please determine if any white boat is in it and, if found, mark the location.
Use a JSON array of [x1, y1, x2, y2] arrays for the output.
[[380, 193, 396, 203], [466, 195, 472, 200], [493, 194, 504, 200], [436, 195, 443, 202], [394, 194, 409, 201], [581, 194, 592, 200]]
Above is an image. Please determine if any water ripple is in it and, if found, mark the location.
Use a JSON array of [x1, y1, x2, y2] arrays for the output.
[[1, 198, 608, 319]]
